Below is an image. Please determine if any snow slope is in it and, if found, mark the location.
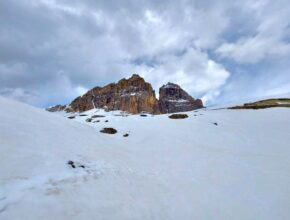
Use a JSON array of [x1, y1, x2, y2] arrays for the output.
[[1, 96, 290, 220]]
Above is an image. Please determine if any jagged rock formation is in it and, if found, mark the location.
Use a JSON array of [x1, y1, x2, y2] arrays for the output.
[[66, 74, 160, 114], [46, 104, 66, 112], [158, 83, 203, 113], [48, 74, 204, 114]]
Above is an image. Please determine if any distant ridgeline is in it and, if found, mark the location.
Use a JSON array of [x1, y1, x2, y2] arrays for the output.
[[229, 98, 290, 110], [47, 74, 204, 114]]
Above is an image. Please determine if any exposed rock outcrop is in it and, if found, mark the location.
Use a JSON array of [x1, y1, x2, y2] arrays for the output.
[[168, 113, 189, 119], [66, 74, 159, 114], [158, 83, 203, 113], [100, 127, 117, 134], [48, 75, 204, 114], [46, 104, 66, 112]]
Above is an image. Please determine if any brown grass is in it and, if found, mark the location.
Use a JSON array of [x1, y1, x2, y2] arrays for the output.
[[169, 114, 189, 119], [230, 98, 290, 110]]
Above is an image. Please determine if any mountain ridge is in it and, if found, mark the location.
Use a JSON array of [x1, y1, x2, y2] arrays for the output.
[[47, 74, 204, 114]]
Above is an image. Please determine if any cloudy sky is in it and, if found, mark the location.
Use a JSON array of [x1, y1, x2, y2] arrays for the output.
[[1, 0, 290, 107]]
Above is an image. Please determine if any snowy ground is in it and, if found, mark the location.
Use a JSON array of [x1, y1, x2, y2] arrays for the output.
[[0, 96, 290, 220]]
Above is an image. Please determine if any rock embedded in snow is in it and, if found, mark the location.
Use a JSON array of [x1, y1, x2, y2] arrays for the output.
[[67, 160, 86, 169], [159, 82, 203, 113], [91, 115, 105, 118], [168, 113, 189, 119], [67, 160, 76, 168], [86, 118, 92, 122], [100, 127, 117, 134]]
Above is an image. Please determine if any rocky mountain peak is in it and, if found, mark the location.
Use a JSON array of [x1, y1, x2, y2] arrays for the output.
[[50, 74, 203, 114], [130, 73, 143, 80], [66, 74, 159, 114], [159, 82, 203, 113], [162, 82, 180, 89]]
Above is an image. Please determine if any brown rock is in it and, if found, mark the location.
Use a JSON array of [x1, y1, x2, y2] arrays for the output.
[[100, 127, 117, 134], [168, 113, 189, 119], [48, 74, 205, 115], [66, 74, 159, 114]]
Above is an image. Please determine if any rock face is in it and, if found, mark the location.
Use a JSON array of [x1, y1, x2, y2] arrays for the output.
[[66, 74, 159, 114], [46, 104, 66, 112], [158, 83, 203, 113], [48, 74, 204, 114]]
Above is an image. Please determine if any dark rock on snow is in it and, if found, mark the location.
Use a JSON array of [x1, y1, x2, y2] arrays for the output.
[[100, 127, 117, 134], [91, 115, 105, 118], [168, 114, 189, 119], [68, 160, 85, 169], [67, 160, 75, 168]]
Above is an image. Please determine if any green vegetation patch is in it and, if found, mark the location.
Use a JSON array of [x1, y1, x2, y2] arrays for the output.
[[230, 98, 290, 110]]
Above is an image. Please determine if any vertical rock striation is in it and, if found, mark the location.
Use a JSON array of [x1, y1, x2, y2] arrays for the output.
[[49, 74, 204, 114], [66, 74, 160, 114], [158, 83, 203, 113]]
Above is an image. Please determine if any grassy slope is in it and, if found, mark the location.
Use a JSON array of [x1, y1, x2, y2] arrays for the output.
[[230, 98, 290, 109]]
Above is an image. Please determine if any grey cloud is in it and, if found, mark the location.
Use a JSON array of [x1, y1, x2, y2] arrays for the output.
[[0, 0, 289, 107], [216, 0, 290, 63]]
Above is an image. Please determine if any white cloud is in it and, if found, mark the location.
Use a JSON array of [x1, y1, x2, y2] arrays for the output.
[[0, 0, 290, 107], [216, 35, 290, 64], [216, 0, 290, 63], [0, 88, 39, 105], [138, 48, 230, 103], [38, 0, 83, 16], [145, 10, 162, 24]]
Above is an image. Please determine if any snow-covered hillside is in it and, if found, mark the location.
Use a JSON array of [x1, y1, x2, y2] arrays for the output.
[[1, 96, 290, 220]]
